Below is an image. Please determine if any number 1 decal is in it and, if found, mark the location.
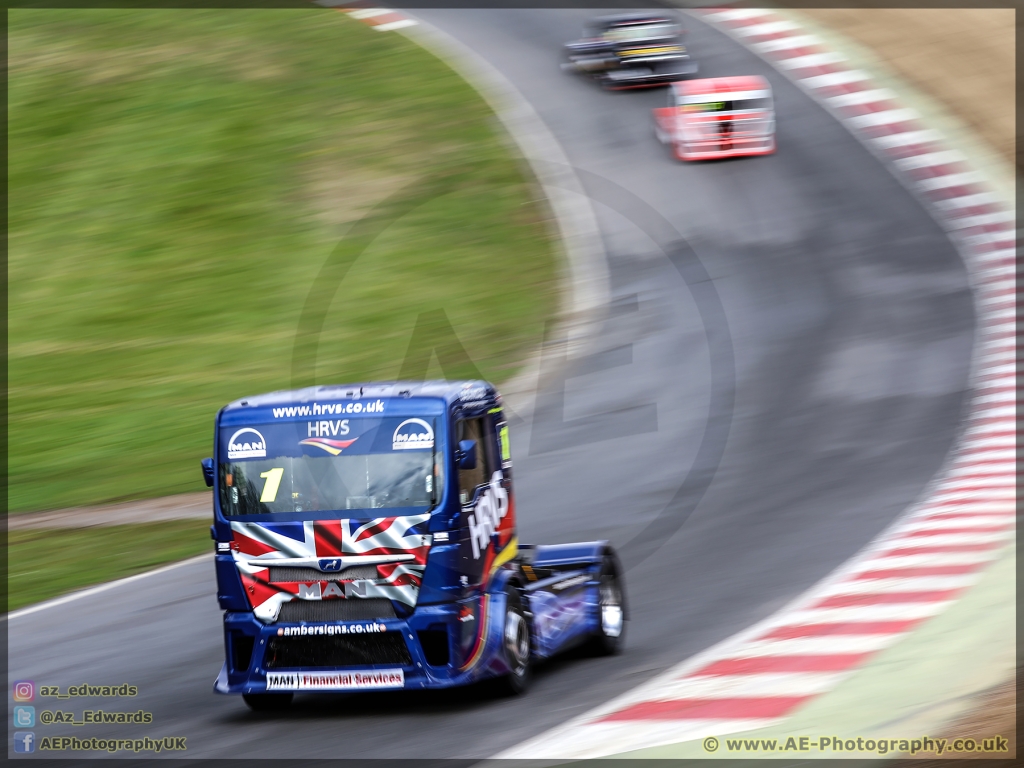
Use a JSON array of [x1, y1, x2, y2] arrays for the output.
[[259, 467, 284, 503], [499, 425, 511, 462]]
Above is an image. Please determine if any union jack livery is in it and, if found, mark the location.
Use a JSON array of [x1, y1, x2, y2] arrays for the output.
[[206, 381, 626, 710], [230, 515, 432, 622]]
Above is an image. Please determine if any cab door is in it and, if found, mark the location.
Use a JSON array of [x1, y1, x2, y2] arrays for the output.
[[457, 411, 515, 588]]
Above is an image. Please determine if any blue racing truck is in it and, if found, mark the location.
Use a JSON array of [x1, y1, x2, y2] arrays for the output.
[[204, 380, 626, 710]]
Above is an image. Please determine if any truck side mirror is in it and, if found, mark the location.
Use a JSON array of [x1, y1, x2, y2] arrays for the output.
[[457, 440, 477, 470], [201, 458, 214, 488]]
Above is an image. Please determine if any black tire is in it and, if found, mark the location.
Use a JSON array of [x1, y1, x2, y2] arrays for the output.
[[589, 557, 626, 656], [242, 692, 293, 712], [494, 586, 532, 696]]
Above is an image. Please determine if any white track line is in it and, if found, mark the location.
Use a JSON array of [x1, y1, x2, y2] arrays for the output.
[[818, 575, 980, 595], [500, 720, 781, 760], [946, 210, 1016, 228], [375, 19, 417, 32], [935, 474, 1018, 488], [824, 88, 896, 108], [733, 20, 800, 37], [845, 108, 920, 128], [849, 551, 996, 569], [963, 230, 1016, 246], [884, 532, 1012, 546], [800, 69, 870, 89], [752, 35, 821, 54], [704, 8, 771, 23], [776, 52, 847, 69], [782, 603, 953, 623], [894, 150, 967, 170], [934, 192, 1000, 210], [916, 172, 983, 191], [7, 553, 212, 621], [898, 516, 1015, 532], [735, 635, 902, 655], [347, 8, 392, 19], [636, 672, 850, 700], [918, 488, 1017, 504], [869, 129, 942, 149]]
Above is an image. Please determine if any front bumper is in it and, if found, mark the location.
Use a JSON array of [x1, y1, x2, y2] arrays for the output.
[[604, 59, 698, 87], [214, 595, 511, 695], [677, 135, 776, 161]]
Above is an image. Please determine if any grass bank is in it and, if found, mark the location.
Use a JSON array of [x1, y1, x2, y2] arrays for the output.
[[9, 521, 212, 611], [9, 9, 559, 514]]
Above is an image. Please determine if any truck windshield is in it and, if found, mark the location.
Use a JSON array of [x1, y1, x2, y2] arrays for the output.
[[605, 23, 678, 42], [218, 416, 444, 516], [683, 98, 772, 113], [732, 97, 772, 111]]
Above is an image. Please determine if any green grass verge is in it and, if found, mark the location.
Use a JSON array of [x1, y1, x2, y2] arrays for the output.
[[9, 9, 558, 514], [9, 521, 212, 611]]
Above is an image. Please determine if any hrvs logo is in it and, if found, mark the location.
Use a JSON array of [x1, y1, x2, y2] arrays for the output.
[[468, 472, 510, 559], [392, 418, 434, 451], [227, 428, 266, 459]]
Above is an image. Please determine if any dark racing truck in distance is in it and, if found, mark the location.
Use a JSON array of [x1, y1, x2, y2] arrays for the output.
[[204, 380, 626, 710], [563, 12, 698, 89]]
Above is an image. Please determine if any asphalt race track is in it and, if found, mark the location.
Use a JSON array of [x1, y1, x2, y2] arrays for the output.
[[8, 9, 976, 759]]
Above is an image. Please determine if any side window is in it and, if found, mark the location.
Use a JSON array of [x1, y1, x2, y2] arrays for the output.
[[457, 417, 497, 504], [739, 97, 772, 112]]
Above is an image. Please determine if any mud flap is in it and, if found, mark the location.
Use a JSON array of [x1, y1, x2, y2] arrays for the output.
[[477, 584, 516, 679], [213, 663, 230, 694], [652, 107, 676, 145]]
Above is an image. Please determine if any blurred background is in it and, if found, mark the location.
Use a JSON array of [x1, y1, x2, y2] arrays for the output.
[[6, 3, 1015, 760]]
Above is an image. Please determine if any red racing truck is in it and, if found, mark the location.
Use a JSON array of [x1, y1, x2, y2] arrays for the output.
[[654, 75, 776, 160]]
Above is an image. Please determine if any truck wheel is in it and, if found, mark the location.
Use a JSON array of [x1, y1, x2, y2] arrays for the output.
[[495, 587, 532, 696], [590, 558, 625, 655], [242, 693, 293, 712]]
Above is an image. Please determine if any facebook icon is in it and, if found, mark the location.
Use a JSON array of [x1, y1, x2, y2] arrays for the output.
[[13, 731, 35, 753]]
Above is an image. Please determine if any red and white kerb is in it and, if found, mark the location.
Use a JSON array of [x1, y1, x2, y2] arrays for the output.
[[336, 5, 418, 33]]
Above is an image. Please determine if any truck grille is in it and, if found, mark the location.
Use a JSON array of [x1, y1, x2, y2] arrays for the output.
[[276, 598, 396, 623], [268, 565, 378, 583], [265, 633, 412, 669]]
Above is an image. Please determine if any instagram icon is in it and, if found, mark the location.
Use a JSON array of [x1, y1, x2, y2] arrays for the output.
[[13, 681, 34, 702]]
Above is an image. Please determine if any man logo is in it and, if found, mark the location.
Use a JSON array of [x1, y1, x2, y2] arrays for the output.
[[392, 418, 434, 451], [318, 558, 342, 572], [227, 428, 267, 459]]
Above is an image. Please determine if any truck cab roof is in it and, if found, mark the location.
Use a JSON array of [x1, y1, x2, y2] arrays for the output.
[[593, 12, 676, 28], [220, 380, 497, 417], [672, 75, 771, 98]]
